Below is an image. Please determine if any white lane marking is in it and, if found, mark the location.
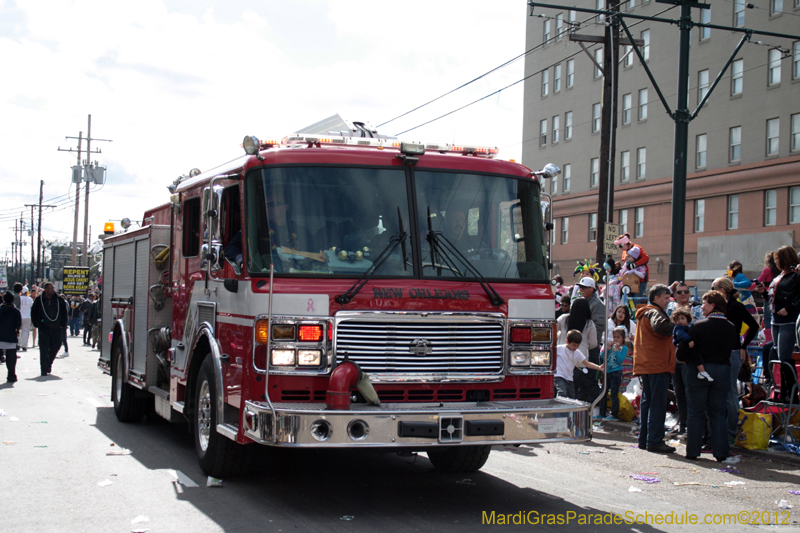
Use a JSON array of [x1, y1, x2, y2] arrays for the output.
[[86, 397, 103, 408]]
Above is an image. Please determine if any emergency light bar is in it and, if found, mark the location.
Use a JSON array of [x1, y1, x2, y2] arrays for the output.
[[242, 134, 499, 159]]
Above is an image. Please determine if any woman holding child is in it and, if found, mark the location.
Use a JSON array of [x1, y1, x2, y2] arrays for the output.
[[684, 290, 738, 463]]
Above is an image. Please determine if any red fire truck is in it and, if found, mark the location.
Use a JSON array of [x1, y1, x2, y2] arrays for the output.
[[99, 117, 592, 477]]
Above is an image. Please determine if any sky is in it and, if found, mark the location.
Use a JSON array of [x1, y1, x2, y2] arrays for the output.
[[0, 0, 529, 275]]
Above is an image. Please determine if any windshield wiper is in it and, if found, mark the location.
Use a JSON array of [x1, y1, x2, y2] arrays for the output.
[[335, 209, 408, 305], [425, 208, 504, 307]]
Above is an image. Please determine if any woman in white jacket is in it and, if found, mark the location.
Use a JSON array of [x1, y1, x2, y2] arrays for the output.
[[557, 298, 598, 358], [606, 304, 636, 345]]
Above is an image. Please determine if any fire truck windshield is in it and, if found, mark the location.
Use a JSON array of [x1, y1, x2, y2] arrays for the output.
[[244, 166, 548, 280]]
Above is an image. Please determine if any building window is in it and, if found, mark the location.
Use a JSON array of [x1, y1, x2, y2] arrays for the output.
[[619, 209, 628, 236], [542, 69, 550, 96], [694, 199, 705, 233], [698, 69, 709, 102], [621, 151, 630, 181], [638, 88, 648, 120], [769, 49, 781, 85], [589, 213, 597, 242], [635, 207, 644, 238], [622, 93, 632, 124], [794, 41, 800, 80], [544, 19, 551, 42], [565, 111, 573, 140], [767, 118, 780, 156], [540, 119, 548, 146], [555, 13, 564, 39], [566, 59, 574, 88], [700, 7, 711, 40], [729, 126, 741, 162], [791, 187, 800, 224], [594, 48, 603, 78], [696, 134, 707, 169], [563, 163, 571, 192], [771, 0, 783, 15], [551, 172, 558, 194], [792, 113, 800, 151], [552, 115, 560, 143], [728, 195, 739, 230], [569, 9, 576, 24], [641, 30, 650, 61], [734, 0, 745, 27], [731, 59, 743, 95], [592, 103, 602, 132], [561, 217, 569, 244], [554, 63, 562, 92], [627, 0, 635, 8], [765, 189, 777, 226], [636, 147, 646, 178], [590, 158, 599, 188], [623, 45, 633, 68], [597, 0, 605, 21]]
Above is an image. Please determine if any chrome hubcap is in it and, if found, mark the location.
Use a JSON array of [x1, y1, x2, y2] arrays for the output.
[[197, 380, 211, 451]]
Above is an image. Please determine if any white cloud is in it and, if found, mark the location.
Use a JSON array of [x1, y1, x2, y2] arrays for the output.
[[0, 0, 526, 269]]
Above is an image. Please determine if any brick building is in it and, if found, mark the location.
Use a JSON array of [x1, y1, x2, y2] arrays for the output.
[[521, 0, 800, 285]]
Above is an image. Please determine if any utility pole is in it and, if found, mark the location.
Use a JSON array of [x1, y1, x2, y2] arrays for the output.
[[59, 114, 111, 266], [568, 1, 640, 266], [26, 184, 57, 283], [58, 131, 85, 266]]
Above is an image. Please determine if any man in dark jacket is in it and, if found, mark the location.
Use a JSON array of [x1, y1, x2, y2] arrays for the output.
[[30, 282, 68, 376], [81, 294, 93, 345], [0, 291, 22, 382]]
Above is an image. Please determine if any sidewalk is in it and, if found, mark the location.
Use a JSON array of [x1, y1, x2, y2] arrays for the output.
[[597, 417, 800, 466]]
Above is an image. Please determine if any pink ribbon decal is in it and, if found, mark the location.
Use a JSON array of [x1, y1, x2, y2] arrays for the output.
[[307, 298, 315, 312]]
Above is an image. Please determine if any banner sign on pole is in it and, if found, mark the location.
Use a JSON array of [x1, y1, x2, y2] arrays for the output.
[[63, 266, 90, 295]]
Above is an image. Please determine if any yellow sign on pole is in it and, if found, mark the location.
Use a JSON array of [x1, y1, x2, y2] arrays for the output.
[[603, 223, 620, 256]]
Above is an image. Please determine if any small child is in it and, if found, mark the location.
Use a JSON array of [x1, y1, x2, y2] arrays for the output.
[[671, 306, 713, 381], [599, 327, 629, 420], [555, 329, 604, 399]]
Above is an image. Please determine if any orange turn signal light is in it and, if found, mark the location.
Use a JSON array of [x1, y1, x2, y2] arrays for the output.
[[255, 319, 269, 345]]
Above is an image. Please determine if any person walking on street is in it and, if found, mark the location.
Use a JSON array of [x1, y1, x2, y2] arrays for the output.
[[68, 296, 82, 337], [90, 294, 102, 349], [30, 282, 68, 376], [82, 293, 94, 345], [0, 291, 22, 382], [633, 284, 676, 454], [18, 287, 32, 352]]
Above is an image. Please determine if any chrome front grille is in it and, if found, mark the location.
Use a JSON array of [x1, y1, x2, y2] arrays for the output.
[[335, 314, 504, 375]]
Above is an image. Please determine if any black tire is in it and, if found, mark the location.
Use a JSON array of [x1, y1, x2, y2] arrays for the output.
[[426, 445, 491, 472], [194, 356, 252, 478], [111, 343, 147, 423]]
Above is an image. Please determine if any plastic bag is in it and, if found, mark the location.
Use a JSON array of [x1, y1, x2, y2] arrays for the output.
[[735, 409, 771, 450]]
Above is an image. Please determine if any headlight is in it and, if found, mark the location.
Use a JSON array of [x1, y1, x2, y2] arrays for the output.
[[298, 350, 322, 366], [271, 349, 295, 366], [530, 351, 551, 366], [510, 350, 531, 366]]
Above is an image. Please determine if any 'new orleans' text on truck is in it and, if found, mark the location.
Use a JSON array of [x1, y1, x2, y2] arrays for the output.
[[99, 117, 592, 478]]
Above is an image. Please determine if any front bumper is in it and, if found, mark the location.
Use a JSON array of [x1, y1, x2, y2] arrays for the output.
[[242, 398, 591, 447]]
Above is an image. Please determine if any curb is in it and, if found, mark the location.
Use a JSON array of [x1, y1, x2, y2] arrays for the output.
[[596, 419, 800, 466]]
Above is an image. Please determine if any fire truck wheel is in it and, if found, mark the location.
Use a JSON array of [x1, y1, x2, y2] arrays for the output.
[[426, 445, 491, 472], [111, 343, 146, 423], [194, 356, 251, 478]]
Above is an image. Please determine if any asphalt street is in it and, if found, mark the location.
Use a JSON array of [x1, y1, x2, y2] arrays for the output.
[[3, 339, 800, 532]]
